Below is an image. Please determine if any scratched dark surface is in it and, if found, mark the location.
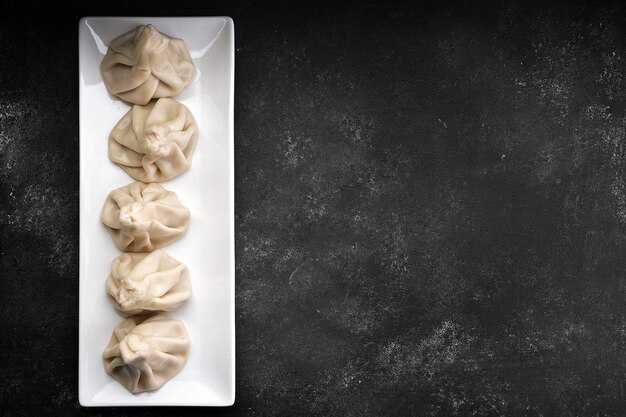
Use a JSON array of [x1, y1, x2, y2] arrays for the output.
[[2, 1, 626, 416]]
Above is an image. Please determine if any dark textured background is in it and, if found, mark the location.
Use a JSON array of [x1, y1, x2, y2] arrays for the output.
[[2, 1, 626, 415]]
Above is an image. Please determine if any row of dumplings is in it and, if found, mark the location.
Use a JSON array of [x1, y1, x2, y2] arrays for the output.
[[98, 25, 198, 393]]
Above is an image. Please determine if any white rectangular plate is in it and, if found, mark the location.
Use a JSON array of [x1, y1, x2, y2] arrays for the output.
[[78, 17, 235, 406]]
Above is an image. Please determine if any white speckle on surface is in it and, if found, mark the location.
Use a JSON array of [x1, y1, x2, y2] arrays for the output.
[[277, 131, 314, 169], [339, 112, 375, 145], [377, 320, 474, 384]]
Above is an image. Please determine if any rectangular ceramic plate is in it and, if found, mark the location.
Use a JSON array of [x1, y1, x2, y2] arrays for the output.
[[78, 17, 235, 406]]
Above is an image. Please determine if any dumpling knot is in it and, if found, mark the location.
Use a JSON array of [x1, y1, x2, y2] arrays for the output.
[[143, 25, 170, 54], [142, 132, 171, 157], [116, 278, 147, 310], [118, 202, 150, 231], [120, 334, 151, 364]]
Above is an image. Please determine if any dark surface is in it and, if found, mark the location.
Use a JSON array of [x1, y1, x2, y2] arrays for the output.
[[2, 1, 626, 415]]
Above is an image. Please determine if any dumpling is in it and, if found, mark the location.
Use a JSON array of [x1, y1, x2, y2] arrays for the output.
[[106, 249, 191, 316], [109, 98, 198, 182], [101, 182, 190, 252], [103, 315, 190, 393], [101, 24, 195, 105]]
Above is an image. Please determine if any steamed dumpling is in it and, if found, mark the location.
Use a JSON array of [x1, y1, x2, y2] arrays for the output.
[[103, 315, 190, 393], [106, 250, 191, 316], [109, 98, 198, 182], [101, 24, 195, 105], [101, 182, 190, 252]]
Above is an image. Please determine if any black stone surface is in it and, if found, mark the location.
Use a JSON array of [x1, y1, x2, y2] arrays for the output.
[[2, 1, 626, 415]]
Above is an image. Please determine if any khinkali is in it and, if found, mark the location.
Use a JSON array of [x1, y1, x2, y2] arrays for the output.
[[101, 24, 195, 105], [109, 98, 198, 182], [101, 182, 190, 252], [106, 250, 191, 316], [103, 315, 190, 393]]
